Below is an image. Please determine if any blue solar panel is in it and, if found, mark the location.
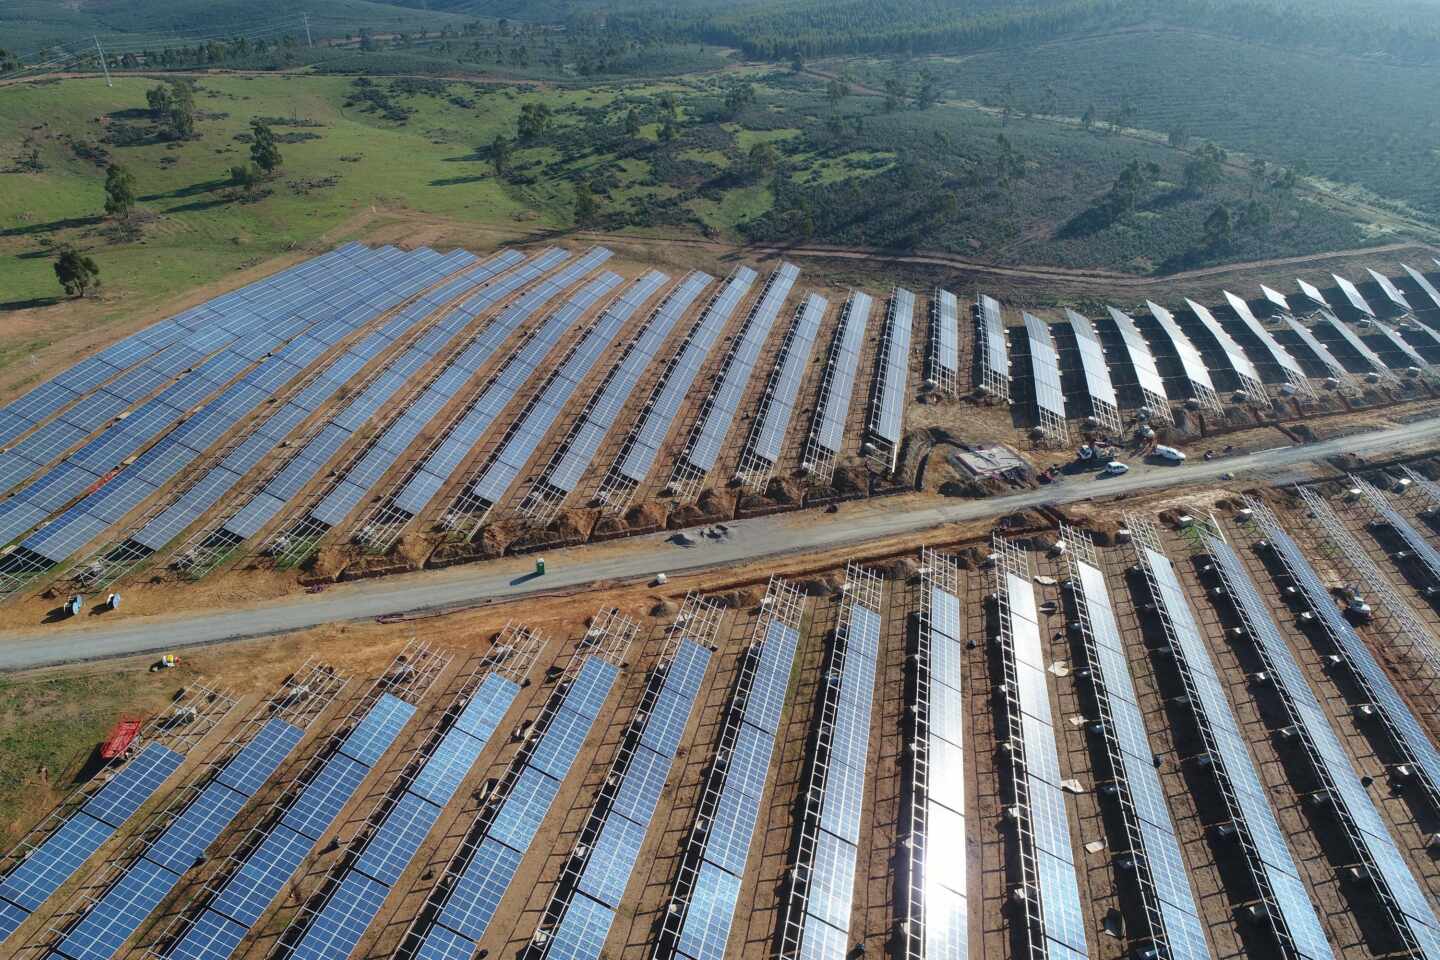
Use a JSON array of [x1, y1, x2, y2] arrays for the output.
[[54, 856, 180, 960], [83, 744, 185, 828], [674, 862, 742, 960], [0, 898, 27, 943], [639, 695, 691, 759], [487, 768, 561, 852], [529, 707, 594, 781], [338, 693, 415, 768], [216, 718, 304, 796], [436, 837, 524, 940], [354, 792, 441, 887], [577, 815, 646, 908], [413, 923, 477, 960], [703, 785, 759, 877], [282, 753, 368, 840], [288, 872, 390, 960], [409, 730, 486, 808], [726, 723, 774, 801], [146, 781, 250, 874], [805, 829, 856, 933], [453, 674, 519, 742], [0, 812, 111, 911], [547, 892, 616, 960], [210, 823, 312, 926], [798, 913, 849, 960], [610, 744, 670, 826], [166, 905, 250, 960], [565, 659, 619, 719], [747, 621, 800, 734]]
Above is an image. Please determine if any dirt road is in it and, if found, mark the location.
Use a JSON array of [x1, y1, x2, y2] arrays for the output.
[[0, 416, 1432, 671]]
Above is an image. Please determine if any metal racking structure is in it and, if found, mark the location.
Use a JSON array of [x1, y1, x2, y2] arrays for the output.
[[801, 292, 871, 487], [1064, 309, 1122, 434], [1021, 313, 1069, 448], [927, 289, 960, 398], [865, 288, 915, 472], [976, 294, 1011, 402], [1103, 307, 1171, 424], [736, 293, 827, 491], [1143, 301, 1223, 414]]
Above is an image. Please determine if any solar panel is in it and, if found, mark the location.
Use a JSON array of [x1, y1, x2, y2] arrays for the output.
[[748, 293, 826, 467], [546, 890, 616, 960], [1318, 312, 1390, 373], [288, 872, 389, 960], [806, 829, 856, 932], [338, 692, 416, 767], [53, 857, 180, 960], [145, 782, 251, 874], [674, 862, 742, 960], [611, 744, 670, 826], [465, 270, 662, 508], [1281, 317, 1351, 382], [1222, 291, 1308, 382], [1065, 309, 1121, 432], [931, 289, 960, 378], [435, 837, 524, 941], [811, 293, 871, 457], [616, 268, 758, 484], [83, 744, 185, 828], [283, 753, 369, 840], [216, 718, 305, 796], [1400, 264, 1440, 312], [1022, 312, 1069, 444], [1296, 278, 1330, 310], [355, 793, 442, 887], [977, 294, 1011, 400], [1369, 318, 1428, 368], [681, 263, 800, 475], [1367, 269, 1412, 312], [1184, 298, 1265, 401], [868, 288, 914, 448], [577, 814, 646, 907], [1144, 301, 1220, 409], [391, 260, 618, 518], [1331, 273, 1375, 317], [0, 814, 111, 913]]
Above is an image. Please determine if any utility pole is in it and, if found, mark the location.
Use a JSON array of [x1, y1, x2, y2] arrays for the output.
[[93, 35, 113, 87], [302, 13, 313, 48]]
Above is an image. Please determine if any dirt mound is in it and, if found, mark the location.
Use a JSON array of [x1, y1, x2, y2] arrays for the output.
[[667, 504, 706, 529], [799, 575, 841, 597], [765, 477, 802, 504], [696, 489, 735, 518], [711, 587, 764, 609], [479, 519, 526, 558], [952, 546, 986, 569], [833, 464, 868, 495], [939, 479, 988, 498], [594, 515, 627, 535], [626, 502, 667, 529], [739, 493, 776, 512], [393, 534, 429, 569], [650, 597, 679, 618], [550, 508, 597, 541], [306, 546, 348, 581], [884, 557, 919, 580]]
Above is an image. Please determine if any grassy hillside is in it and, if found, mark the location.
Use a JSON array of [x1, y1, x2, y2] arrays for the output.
[[834, 28, 1440, 221]]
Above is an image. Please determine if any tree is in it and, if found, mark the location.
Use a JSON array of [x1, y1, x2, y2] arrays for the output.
[[659, 115, 677, 142], [249, 119, 283, 175], [162, 82, 196, 140], [1081, 105, 1095, 131], [54, 246, 100, 298], [1249, 157, 1268, 195], [573, 179, 598, 226], [789, 53, 804, 73], [882, 78, 904, 113], [747, 141, 779, 179], [490, 134, 512, 175], [145, 84, 173, 121], [517, 102, 552, 141], [623, 108, 642, 137], [916, 69, 938, 110], [723, 83, 755, 118], [657, 92, 678, 119], [103, 163, 137, 220], [1168, 125, 1190, 149], [1183, 142, 1227, 195], [826, 79, 849, 107], [1203, 204, 1233, 249], [1105, 159, 1159, 217], [229, 163, 261, 193], [1238, 199, 1271, 233]]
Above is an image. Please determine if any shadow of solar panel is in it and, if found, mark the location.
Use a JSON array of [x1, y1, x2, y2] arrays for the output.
[[578, 815, 646, 908], [82, 744, 184, 828], [675, 862, 742, 960], [0, 813, 111, 912], [436, 837, 523, 940], [546, 891, 616, 960], [55, 857, 180, 960], [354, 792, 441, 886], [288, 872, 390, 960]]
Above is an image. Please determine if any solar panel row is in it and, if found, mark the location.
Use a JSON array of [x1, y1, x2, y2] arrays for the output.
[[1280, 318, 1351, 383], [615, 268, 758, 486], [670, 611, 802, 960], [680, 263, 800, 475], [387, 252, 617, 520], [931, 289, 960, 378], [977, 294, 1010, 401], [212, 250, 564, 542], [1318, 313, 1390, 374], [1103, 307, 1170, 420], [1366, 269, 1412, 313], [1401, 265, 1440, 313], [1184, 299, 1266, 402], [296, 248, 574, 533], [0, 248, 470, 559], [1145, 301, 1221, 408], [0, 743, 186, 946], [0, 244, 369, 452], [538, 272, 714, 500], [51, 719, 304, 960], [1222, 291, 1308, 381], [1205, 536, 1440, 959], [914, 572, 966, 960], [1331, 273, 1375, 318], [163, 693, 417, 960], [779, 588, 880, 960], [1069, 552, 1207, 960], [1135, 538, 1333, 960], [747, 293, 827, 468], [413, 658, 619, 957], [1248, 505, 1440, 812], [122, 252, 523, 554], [1368, 319, 1429, 368], [286, 673, 520, 960], [868, 288, 915, 448], [1022, 312, 1069, 444], [1064, 310, 1122, 433], [810, 292, 872, 459], [998, 560, 1089, 960], [463, 271, 669, 511], [541, 640, 712, 960]]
